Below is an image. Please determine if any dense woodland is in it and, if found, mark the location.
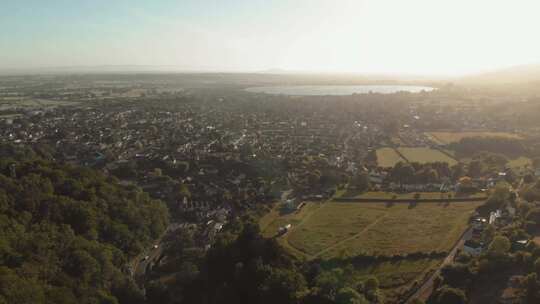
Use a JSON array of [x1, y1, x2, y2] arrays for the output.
[[0, 145, 169, 304]]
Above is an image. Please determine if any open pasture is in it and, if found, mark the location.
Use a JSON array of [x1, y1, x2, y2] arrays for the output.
[[261, 201, 483, 259], [397, 147, 458, 166], [376, 147, 406, 167], [427, 131, 523, 145]]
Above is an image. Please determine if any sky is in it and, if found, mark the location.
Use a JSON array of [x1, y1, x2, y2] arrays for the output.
[[2, 0, 540, 76]]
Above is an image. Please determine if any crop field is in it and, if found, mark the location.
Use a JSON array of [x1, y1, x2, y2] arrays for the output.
[[426, 131, 523, 145], [397, 147, 458, 166], [376, 147, 406, 167], [261, 201, 483, 259]]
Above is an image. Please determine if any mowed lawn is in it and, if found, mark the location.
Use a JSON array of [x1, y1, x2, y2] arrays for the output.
[[427, 131, 523, 145], [376, 147, 406, 167], [397, 147, 458, 166], [320, 202, 482, 258]]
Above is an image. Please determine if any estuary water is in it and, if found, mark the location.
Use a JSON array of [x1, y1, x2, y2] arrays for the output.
[[245, 85, 434, 96]]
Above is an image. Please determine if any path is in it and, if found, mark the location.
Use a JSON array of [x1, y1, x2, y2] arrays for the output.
[[280, 201, 329, 259], [404, 228, 472, 303], [311, 214, 388, 259]]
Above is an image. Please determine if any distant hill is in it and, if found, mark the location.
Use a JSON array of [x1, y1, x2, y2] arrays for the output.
[[459, 64, 540, 84]]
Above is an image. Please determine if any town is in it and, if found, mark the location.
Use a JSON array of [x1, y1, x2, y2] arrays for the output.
[[2, 72, 540, 304]]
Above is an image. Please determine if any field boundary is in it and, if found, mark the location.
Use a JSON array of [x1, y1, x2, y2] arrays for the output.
[[393, 147, 409, 163], [332, 197, 487, 203], [401, 227, 473, 304]]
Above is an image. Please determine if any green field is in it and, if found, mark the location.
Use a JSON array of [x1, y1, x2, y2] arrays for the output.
[[397, 147, 458, 166], [507, 156, 532, 170], [261, 201, 482, 259], [320, 202, 480, 258], [260, 201, 483, 301], [426, 131, 523, 145], [376, 147, 406, 167], [349, 191, 485, 200]]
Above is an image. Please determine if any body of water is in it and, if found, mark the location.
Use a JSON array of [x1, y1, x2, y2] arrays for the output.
[[245, 85, 434, 96]]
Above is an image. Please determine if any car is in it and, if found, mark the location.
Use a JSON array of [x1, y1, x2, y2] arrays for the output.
[[142, 255, 149, 261], [153, 244, 159, 249]]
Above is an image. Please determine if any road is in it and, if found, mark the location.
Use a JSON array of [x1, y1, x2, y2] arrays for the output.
[[131, 222, 184, 287], [404, 228, 472, 303]]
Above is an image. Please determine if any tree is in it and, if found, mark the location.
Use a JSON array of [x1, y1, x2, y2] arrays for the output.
[[0, 151, 169, 304], [436, 286, 467, 304], [260, 268, 307, 304], [525, 273, 540, 303], [335, 287, 368, 304], [487, 236, 511, 257], [467, 160, 483, 178], [440, 263, 473, 288], [363, 276, 380, 302], [363, 276, 379, 293], [315, 269, 344, 300], [350, 173, 369, 192], [390, 162, 415, 184], [526, 208, 540, 224], [534, 258, 540, 276]]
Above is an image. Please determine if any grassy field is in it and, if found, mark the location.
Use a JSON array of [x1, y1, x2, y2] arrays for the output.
[[507, 156, 532, 170], [261, 201, 483, 259], [260, 201, 483, 301], [319, 202, 481, 258], [259, 202, 322, 238], [376, 147, 406, 167], [350, 191, 485, 200], [287, 204, 387, 256], [427, 131, 523, 145], [355, 191, 448, 200], [397, 147, 458, 166]]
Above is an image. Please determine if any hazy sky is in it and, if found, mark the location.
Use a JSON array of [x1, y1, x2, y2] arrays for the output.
[[2, 0, 540, 75]]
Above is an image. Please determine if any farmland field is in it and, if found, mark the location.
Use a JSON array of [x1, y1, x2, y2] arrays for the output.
[[426, 131, 523, 145], [397, 147, 458, 166], [376, 147, 405, 167]]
